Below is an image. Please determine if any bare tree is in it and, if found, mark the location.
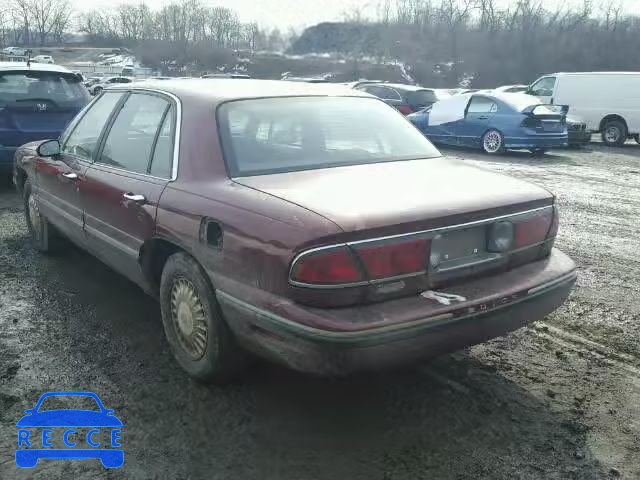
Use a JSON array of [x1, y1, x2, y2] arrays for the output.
[[29, 0, 71, 45]]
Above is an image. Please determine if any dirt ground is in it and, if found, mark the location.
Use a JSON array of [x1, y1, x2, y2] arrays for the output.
[[0, 142, 639, 479]]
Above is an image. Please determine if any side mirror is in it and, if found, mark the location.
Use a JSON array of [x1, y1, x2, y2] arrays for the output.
[[37, 139, 60, 157]]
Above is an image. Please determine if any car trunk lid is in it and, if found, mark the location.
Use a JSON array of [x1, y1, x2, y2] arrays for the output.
[[233, 157, 554, 239]]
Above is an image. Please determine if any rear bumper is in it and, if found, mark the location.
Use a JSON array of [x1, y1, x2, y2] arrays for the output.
[[504, 135, 568, 150], [217, 249, 576, 375], [568, 129, 591, 145]]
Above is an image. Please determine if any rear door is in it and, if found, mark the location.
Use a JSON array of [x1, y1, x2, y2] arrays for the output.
[[81, 91, 175, 285], [459, 96, 498, 146], [0, 70, 90, 159], [35, 91, 124, 245]]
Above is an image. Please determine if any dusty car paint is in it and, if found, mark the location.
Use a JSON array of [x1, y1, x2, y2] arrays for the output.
[[14, 79, 576, 375]]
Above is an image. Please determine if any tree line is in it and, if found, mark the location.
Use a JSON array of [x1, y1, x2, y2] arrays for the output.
[[0, 0, 289, 55], [293, 0, 640, 86], [0, 0, 73, 46]]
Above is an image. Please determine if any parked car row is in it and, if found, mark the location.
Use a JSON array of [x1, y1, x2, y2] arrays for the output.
[[407, 92, 568, 155], [11, 78, 576, 382], [2, 47, 54, 64]]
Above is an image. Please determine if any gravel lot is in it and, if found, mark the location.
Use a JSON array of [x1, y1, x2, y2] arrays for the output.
[[1, 143, 639, 479]]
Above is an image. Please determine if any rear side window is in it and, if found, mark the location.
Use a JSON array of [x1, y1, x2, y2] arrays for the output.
[[149, 107, 174, 178], [62, 92, 124, 161], [98, 93, 170, 174], [467, 96, 498, 114], [0, 71, 89, 109]]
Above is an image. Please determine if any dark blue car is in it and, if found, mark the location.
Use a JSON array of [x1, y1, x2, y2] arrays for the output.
[[407, 92, 568, 155], [15, 391, 123, 468], [0, 62, 89, 176]]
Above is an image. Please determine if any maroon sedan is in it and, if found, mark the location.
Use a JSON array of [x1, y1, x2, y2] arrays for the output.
[[13, 80, 576, 382]]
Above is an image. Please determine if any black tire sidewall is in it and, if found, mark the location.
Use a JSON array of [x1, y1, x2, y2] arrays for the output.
[[602, 120, 627, 147], [482, 129, 504, 154], [159, 252, 244, 382], [23, 180, 49, 251]]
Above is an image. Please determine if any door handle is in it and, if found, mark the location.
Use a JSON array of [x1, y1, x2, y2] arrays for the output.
[[61, 172, 78, 180], [123, 192, 146, 204], [477, 116, 489, 120]]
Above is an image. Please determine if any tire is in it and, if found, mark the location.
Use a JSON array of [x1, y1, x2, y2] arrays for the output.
[[481, 129, 505, 154], [601, 119, 627, 147], [160, 252, 247, 383], [23, 179, 59, 253], [529, 148, 548, 156], [92, 86, 103, 96], [634, 134, 640, 145]]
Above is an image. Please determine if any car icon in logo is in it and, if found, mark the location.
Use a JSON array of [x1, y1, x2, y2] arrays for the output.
[[15, 391, 123, 468]]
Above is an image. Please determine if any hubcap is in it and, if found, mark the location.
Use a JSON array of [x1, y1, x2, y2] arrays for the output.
[[605, 126, 620, 144], [170, 277, 208, 360], [27, 194, 42, 239], [484, 131, 501, 153]]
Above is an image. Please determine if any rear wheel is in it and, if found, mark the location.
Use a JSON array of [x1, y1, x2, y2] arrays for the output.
[[92, 86, 103, 95], [160, 252, 247, 383], [481, 129, 504, 154], [601, 119, 627, 147]]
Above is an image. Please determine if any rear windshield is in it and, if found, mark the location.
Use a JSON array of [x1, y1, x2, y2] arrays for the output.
[[218, 96, 441, 176], [0, 71, 90, 108], [405, 89, 438, 107]]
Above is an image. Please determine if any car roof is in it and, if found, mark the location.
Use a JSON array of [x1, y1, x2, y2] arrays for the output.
[[551, 71, 640, 76], [0, 62, 72, 74], [117, 79, 370, 104], [371, 83, 426, 91]]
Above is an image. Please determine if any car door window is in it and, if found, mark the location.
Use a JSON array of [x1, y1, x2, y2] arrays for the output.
[[98, 93, 170, 174], [529, 77, 556, 96], [61, 91, 124, 160], [467, 96, 498, 114], [149, 106, 174, 178], [365, 86, 401, 100]]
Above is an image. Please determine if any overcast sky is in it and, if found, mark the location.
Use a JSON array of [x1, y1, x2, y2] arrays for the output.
[[75, 0, 638, 30]]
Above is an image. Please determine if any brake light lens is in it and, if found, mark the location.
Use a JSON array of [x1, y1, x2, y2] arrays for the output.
[[355, 239, 428, 279], [291, 247, 363, 285], [397, 104, 413, 115], [521, 117, 541, 128], [514, 209, 553, 248]]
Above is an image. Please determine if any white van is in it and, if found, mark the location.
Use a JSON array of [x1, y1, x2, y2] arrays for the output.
[[527, 72, 640, 146]]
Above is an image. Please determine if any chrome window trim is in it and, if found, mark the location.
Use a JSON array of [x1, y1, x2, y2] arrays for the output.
[[106, 86, 182, 182], [288, 205, 554, 289]]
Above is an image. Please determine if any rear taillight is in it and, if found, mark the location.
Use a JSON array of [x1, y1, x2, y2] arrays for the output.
[[549, 205, 560, 237], [290, 239, 430, 286], [521, 117, 541, 128], [354, 239, 429, 280], [397, 104, 413, 115], [514, 208, 554, 248], [291, 247, 364, 285]]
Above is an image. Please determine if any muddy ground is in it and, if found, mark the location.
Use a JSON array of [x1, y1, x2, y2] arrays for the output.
[[1, 142, 639, 479]]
